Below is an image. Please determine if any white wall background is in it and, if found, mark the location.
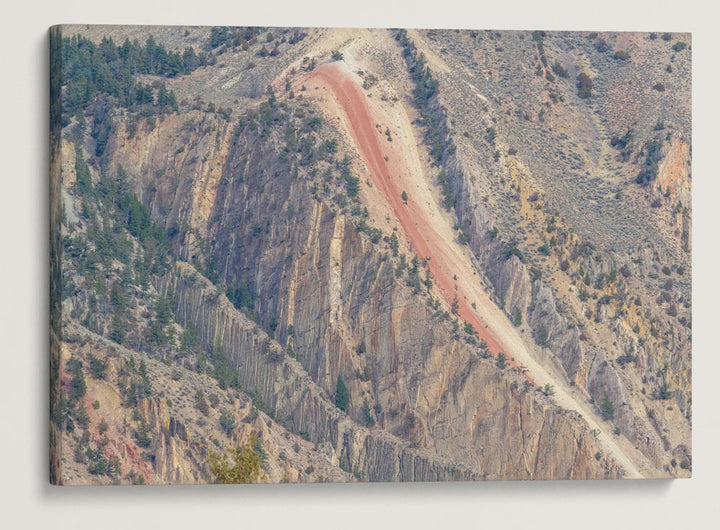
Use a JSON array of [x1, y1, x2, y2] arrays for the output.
[[1, 1, 717, 528]]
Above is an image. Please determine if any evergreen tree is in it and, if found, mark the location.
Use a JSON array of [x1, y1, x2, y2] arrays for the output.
[[74, 145, 93, 196], [601, 394, 615, 420], [219, 408, 236, 436], [335, 375, 349, 412], [156, 83, 170, 109], [69, 358, 87, 402], [110, 312, 126, 344]]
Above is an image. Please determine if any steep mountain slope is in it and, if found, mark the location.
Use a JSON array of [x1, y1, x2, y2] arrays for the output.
[[51, 25, 691, 484], [304, 60, 653, 477], [399, 29, 691, 473]]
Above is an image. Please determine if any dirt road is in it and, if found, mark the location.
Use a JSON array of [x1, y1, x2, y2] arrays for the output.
[[306, 61, 655, 479]]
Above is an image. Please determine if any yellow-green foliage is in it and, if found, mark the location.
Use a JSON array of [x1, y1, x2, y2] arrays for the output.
[[207, 432, 264, 484]]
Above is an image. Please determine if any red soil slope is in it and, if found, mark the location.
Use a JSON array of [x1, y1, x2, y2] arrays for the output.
[[308, 63, 520, 371]]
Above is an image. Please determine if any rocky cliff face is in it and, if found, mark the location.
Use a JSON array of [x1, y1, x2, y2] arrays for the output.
[[54, 26, 690, 482], [402, 29, 691, 473], [60, 324, 351, 485], [163, 261, 620, 480], [77, 80, 622, 479]]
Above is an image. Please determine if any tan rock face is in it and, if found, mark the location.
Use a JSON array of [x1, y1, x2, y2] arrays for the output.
[[164, 261, 620, 480], [57, 27, 690, 481], [86, 87, 627, 480], [60, 327, 350, 485]]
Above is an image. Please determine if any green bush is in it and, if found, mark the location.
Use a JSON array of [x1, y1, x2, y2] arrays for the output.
[[88, 354, 107, 380], [613, 50, 630, 60], [195, 389, 210, 416], [535, 324, 549, 347], [219, 408, 236, 437], [551, 60, 569, 78], [576, 72, 593, 99], [207, 432, 264, 484], [672, 41, 687, 52], [464, 322, 475, 336], [135, 417, 152, 448], [361, 398, 375, 427], [513, 309, 522, 327]]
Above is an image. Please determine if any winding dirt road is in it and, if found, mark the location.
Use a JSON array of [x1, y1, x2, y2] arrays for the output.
[[306, 61, 656, 479]]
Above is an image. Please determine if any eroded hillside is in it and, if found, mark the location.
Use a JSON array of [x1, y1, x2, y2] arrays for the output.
[[50, 25, 691, 484]]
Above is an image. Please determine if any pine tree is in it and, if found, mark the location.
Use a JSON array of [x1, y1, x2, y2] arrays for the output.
[[601, 394, 615, 420], [110, 313, 126, 344], [335, 375, 349, 412], [74, 145, 93, 196], [69, 358, 87, 402]]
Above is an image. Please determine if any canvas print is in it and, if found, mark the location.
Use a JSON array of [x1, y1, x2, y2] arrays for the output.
[[49, 25, 691, 485]]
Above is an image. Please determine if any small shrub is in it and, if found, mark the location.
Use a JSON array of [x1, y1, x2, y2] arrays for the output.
[[195, 389, 210, 416], [577, 72, 593, 99], [513, 309, 522, 327], [451, 296, 459, 315], [535, 324, 549, 347], [486, 126, 497, 143], [551, 60, 569, 78], [504, 245, 523, 261], [219, 407, 236, 437], [207, 432, 264, 484], [613, 50, 630, 60], [464, 322, 475, 336], [672, 41, 687, 52], [362, 75, 378, 90], [88, 354, 107, 380], [595, 39, 609, 53], [361, 398, 375, 427], [658, 383, 672, 400]]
